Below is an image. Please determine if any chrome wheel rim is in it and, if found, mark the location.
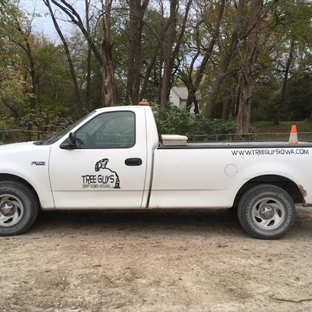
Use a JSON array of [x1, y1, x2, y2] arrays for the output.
[[251, 197, 286, 230], [0, 194, 24, 227]]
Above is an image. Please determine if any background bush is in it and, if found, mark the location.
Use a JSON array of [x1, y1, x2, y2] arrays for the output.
[[152, 103, 238, 142]]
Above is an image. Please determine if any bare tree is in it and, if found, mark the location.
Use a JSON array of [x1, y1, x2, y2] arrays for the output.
[[236, 0, 278, 134], [159, 0, 193, 111], [126, 0, 149, 105], [85, 0, 92, 111], [11, 20, 37, 139], [182, 0, 226, 114], [47, 0, 116, 107], [274, 38, 294, 125], [204, 0, 245, 119], [101, 0, 116, 107], [43, 0, 84, 118], [236, 0, 263, 135]]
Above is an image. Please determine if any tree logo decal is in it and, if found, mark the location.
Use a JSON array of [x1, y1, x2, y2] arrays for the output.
[[81, 158, 120, 189]]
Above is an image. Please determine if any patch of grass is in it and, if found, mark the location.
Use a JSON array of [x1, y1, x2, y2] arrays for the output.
[[252, 120, 312, 141]]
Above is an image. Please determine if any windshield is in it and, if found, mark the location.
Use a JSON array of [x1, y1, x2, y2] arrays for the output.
[[35, 111, 95, 145]]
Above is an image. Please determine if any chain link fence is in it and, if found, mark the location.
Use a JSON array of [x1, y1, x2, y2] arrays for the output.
[[0, 129, 56, 144], [188, 131, 312, 142], [244, 131, 312, 142]]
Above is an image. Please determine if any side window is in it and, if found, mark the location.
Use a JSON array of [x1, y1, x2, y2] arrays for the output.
[[75, 111, 135, 149]]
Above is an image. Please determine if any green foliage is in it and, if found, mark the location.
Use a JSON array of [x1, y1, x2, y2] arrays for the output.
[[152, 103, 238, 141], [251, 78, 281, 122], [20, 108, 73, 132], [0, 116, 16, 144], [283, 73, 312, 121], [0, 107, 74, 144], [0, 1, 27, 108]]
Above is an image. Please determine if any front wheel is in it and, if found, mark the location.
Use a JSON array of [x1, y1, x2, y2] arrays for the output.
[[237, 184, 296, 239], [0, 181, 39, 236]]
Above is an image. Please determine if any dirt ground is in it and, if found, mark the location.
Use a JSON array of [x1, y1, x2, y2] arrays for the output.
[[0, 205, 312, 312]]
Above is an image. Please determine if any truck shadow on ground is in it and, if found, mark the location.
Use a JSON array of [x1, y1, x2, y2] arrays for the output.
[[33, 208, 245, 237], [32, 207, 311, 239]]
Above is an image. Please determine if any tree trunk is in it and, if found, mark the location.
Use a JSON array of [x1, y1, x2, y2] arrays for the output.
[[222, 99, 232, 121], [85, 0, 92, 111], [185, 0, 225, 114], [15, 23, 37, 140], [204, 0, 245, 119], [160, 0, 192, 111], [159, 0, 178, 112], [236, 0, 262, 135], [274, 38, 294, 125], [101, 0, 116, 107], [126, 0, 149, 105], [44, 0, 83, 118], [139, 46, 160, 101]]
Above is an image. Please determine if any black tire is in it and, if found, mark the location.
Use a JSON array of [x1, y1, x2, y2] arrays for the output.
[[237, 184, 296, 239], [0, 181, 39, 236]]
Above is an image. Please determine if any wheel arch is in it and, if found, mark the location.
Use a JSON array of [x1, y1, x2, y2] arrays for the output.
[[234, 175, 304, 207], [0, 173, 40, 207]]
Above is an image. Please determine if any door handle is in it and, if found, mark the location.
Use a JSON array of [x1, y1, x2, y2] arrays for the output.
[[125, 158, 142, 166]]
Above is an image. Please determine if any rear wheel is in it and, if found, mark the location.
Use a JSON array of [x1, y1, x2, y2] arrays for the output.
[[237, 184, 296, 239], [0, 181, 39, 236]]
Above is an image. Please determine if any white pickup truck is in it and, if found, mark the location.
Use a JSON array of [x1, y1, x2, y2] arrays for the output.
[[0, 105, 311, 239]]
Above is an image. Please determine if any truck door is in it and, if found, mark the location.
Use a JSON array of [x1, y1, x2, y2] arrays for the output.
[[49, 110, 148, 209]]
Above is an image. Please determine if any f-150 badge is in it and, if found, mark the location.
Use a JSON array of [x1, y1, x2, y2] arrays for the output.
[[31, 161, 45, 166], [81, 158, 120, 189]]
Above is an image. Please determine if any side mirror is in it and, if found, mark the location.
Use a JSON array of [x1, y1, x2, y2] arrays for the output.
[[60, 132, 76, 149], [68, 132, 76, 146]]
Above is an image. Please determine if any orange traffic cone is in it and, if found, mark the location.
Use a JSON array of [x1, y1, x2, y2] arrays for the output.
[[288, 125, 298, 145]]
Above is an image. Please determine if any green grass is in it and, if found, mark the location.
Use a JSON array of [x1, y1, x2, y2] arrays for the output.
[[251, 120, 312, 141]]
